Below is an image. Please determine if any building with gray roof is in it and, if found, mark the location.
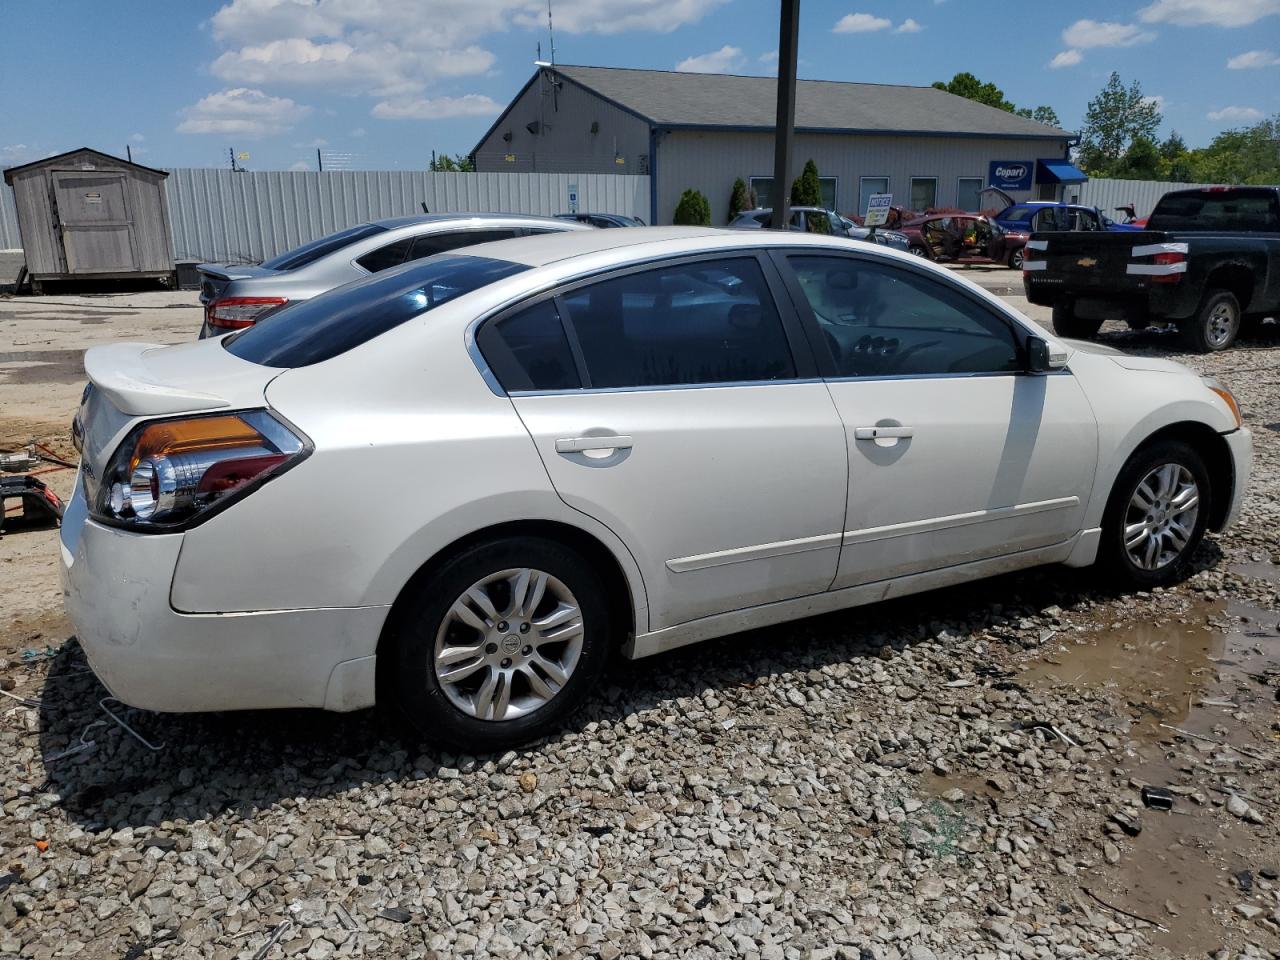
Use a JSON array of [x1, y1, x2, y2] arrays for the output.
[[474, 65, 1082, 225]]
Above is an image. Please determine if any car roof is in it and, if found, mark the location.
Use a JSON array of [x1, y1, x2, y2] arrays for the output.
[[371, 213, 582, 230]]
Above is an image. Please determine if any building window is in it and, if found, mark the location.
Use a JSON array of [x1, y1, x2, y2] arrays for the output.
[[750, 176, 837, 212], [858, 177, 889, 217], [909, 177, 938, 212], [957, 178, 983, 212]]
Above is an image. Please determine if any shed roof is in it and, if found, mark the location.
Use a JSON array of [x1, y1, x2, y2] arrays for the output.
[[3, 147, 169, 184], [537, 66, 1070, 140]]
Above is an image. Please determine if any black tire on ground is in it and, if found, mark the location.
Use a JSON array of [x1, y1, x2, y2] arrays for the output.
[[1007, 247, 1024, 269], [1098, 439, 1212, 590], [909, 245, 929, 259], [1180, 288, 1241, 353], [388, 536, 612, 752], [1051, 302, 1103, 340]]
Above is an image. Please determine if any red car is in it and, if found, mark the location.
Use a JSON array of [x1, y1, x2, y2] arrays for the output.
[[898, 213, 1028, 269]]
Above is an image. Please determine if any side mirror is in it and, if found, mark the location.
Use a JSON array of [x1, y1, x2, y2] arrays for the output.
[[1027, 335, 1068, 373]]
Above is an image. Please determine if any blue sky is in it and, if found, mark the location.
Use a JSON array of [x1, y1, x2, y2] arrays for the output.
[[2, 0, 1278, 172]]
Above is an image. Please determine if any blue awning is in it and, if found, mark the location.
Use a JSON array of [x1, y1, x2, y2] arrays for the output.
[[1036, 159, 1088, 184]]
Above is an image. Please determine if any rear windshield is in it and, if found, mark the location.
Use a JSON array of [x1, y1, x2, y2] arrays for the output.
[[224, 255, 528, 368], [1148, 191, 1280, 232], [260, 223, 387, 270], [999, 206, 1035, 223]]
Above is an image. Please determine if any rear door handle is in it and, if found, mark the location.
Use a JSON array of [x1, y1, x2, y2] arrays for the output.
[[854, 425, 913, 440], [554, 435, 634, 453]]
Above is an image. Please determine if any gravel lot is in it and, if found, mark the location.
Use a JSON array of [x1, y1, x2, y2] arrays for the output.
[[2, 271, 1279, 960]]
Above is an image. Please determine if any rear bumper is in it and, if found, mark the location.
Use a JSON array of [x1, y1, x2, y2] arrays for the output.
[[1024, 275, 1201, 319], [58, 475, 387, 713]]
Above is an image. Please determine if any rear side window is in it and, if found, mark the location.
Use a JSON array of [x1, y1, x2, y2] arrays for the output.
[[261, 223, 386, 271], [1148, 191, 1280, 231], [1001, 206, 1034, 223], [477, 300, 580, 391], [409, 229, 523, 261], [559, 257, 795, 389], [224, 255, 528, 368], [356, 237, 413, 273]]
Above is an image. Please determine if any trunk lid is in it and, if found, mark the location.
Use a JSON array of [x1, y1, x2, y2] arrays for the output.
[[75, 341, 281, 499], [197, 262, 277, 305]]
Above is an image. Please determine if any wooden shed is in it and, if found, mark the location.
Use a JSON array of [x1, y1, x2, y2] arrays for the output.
[[3, 147, 174, 292]]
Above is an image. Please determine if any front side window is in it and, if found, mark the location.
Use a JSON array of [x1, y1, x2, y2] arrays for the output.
[[787, 255, 1021, 378], [560, 257, 796, 389]]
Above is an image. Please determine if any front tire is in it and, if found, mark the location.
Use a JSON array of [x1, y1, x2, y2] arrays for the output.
[[909, 245, 930, 259], [1052, 302, 1103, 340], [389, 537, 611, 751], [1008, 247, 1024, 270], [1180, 288, 1240, 353], [1099, 440, 1211, 589]]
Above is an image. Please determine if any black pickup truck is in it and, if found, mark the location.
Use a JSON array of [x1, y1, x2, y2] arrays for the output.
[[1023, 186, 1280, 352]]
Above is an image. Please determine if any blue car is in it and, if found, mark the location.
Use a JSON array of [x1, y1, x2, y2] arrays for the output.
[[993, 202, 1143, 234]]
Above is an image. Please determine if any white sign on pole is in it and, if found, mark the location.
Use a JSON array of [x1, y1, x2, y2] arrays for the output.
[[864, 193, 893, 227], [568, 182, 579, 214]]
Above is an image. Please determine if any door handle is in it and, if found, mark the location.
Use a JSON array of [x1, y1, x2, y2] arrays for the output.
[[854, 425, 913, 440], [554, 435, 634, 454]]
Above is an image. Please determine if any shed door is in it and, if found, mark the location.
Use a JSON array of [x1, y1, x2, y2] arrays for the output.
[[52, 172, 138, 273]]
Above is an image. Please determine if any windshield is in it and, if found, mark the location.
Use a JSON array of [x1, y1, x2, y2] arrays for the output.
[[260, 223, 387, 271], [1147, 190, 1280, 232], [224, 255, 529, 368]]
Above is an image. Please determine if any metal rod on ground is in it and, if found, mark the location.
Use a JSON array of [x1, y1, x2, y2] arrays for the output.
[[771, 0, 800, 231]]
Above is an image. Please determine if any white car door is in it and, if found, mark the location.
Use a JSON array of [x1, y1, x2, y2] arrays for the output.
[[475, 254, 848, 630], [776, 252, 1098, 590]]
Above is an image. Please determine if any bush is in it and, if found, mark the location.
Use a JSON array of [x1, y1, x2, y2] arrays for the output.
[[728, 178, 755, 221], [790, 159, 822, 207], [673, 188, 711, 226]]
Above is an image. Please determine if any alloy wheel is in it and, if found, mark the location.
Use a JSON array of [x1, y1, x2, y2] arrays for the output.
[[1206, 301, 1238, 349], [1123, 463, 1200, 571], [433, 567, 584, 721]]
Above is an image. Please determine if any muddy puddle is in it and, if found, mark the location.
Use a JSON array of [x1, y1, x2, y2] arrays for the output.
[[0, 349, 86, 384], [1022, 600, 1280, 952]]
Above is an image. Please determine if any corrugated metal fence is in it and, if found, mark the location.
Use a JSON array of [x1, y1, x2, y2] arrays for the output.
[[0, 169, 649, 260], [1071, 177, 1279, 219]]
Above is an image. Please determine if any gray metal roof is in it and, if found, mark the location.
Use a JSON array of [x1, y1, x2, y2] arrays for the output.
[[552, 65, 1071, 140]]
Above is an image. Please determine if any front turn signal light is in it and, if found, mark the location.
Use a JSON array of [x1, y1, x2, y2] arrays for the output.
[[1203, 378, 1242, 429]]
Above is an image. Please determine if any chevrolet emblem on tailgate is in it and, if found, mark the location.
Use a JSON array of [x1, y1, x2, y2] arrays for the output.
[[1077, 257, 1097, 267]]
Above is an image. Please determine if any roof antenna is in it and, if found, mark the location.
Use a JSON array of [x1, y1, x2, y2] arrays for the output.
[[547, 0, 556, 65]]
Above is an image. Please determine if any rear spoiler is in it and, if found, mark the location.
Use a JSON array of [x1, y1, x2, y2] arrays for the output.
[[196, 262, 267, 282], [84, 342, 231, 416]]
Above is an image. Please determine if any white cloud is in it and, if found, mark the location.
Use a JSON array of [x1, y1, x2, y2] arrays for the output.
[[1208, 105, 1265, 122], [177, 87, 311, 137], [1228, 49, 1280, 67], [675, 45, 744, 73], [1062, 19, 1155, 48], [289, 160, 312, 171], [758, 50, 778, 63], [130, 132, 146, 142], [1140, 0, 1280, 26], [293, 137, 328, 148], [371, 94, 502, 120], [833, 13, 892, 33], [1049, 49, 1083, 68], [0, 144, 36, 166], [1143, 94, 1166, 110], [895, 18, 923, 32]]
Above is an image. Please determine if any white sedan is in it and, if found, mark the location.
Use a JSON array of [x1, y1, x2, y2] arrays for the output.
[[61, 228, 1252, 750]]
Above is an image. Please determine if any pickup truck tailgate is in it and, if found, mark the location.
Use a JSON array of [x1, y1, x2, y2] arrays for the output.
[[1024, 230, 1171, 291]]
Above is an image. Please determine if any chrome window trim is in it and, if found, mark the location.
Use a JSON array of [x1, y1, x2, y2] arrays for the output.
[[508, 377, 827, 399]]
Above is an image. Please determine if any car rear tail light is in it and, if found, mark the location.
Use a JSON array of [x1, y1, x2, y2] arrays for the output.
[[1150, 251, 1186, 284], [94, 410, 309, 530], [205, 296, 288, 331]]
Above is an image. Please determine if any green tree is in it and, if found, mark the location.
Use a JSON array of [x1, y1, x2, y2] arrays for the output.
[[673, 188, 711, 225], [932, 72, 1017, 112], [429, 151, 475, 172], [1077, 72, 1162, 176], [1157, 131, 1193, 181], [1016, 105, 1062, 128], [728, 177, 755, 221], [1185, 114, 1280, 184], [1112, 135, 1161, 180], [790, 159, 823, 207]]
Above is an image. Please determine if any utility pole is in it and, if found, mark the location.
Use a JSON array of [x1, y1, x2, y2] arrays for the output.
[[126, 144, 132, 163], [317, 148, 323, 172], [771, 0, 800, 230]]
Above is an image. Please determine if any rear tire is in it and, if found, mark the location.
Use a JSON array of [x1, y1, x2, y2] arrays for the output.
[[388, 537, 611, 752], [1180, 288, 1240, 353], [1052, 303, 1103, 340], [909, 245, 930, 259], [1008, 247, 1024, 270], [1098, 439, 1211, 590]]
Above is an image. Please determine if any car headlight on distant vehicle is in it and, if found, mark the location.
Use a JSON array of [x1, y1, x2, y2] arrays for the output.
[[94, 410, 309, 530], [1201, 377, 1242, 428]]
